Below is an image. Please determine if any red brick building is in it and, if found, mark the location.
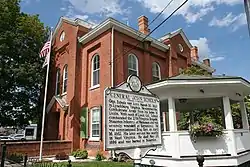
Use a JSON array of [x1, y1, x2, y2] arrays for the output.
[[44, 16, 215, 156]]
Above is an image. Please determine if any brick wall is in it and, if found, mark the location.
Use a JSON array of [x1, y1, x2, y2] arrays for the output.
[[0, 140, 72, 157]]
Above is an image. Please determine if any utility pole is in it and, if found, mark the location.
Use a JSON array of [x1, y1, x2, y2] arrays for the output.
[[244, 0, 250, 36]]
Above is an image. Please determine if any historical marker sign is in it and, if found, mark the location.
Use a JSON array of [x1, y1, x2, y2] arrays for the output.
[[104, 75, 161, 150]]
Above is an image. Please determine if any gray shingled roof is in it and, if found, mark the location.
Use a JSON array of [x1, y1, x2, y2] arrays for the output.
[[169, 74, 241, 80], [146, 74, 250, 86]]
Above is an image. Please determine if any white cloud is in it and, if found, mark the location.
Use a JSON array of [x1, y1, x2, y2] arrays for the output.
[[60, 7, 67, 11], [65, 0, 126, 16], [21, 0, 40, 5], [209, 13, 247, 31], [137, 0, 242, 23], [190, 37, 224, 61], [74, 15, 89, 20]]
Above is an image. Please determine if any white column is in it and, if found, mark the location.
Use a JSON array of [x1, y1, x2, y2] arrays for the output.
[[168, 97, 180, 158], [223, 96, 234, 130], [163, 112, 167, 132], [168, 97, 177, 132], [240, 101, 249, 130], [223, 96, 237, 156]]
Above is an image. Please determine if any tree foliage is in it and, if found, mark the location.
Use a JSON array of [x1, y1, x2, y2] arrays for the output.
[[180, 65, 211, 76], [178, 66, 250, 130], [0, 0, 48, 127]]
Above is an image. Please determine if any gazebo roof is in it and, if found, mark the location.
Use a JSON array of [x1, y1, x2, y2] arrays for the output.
[[146, 74, 250, 101], [167, 74, 248, 82]]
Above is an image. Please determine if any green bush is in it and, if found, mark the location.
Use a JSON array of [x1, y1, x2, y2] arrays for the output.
[[7, 153, 23, 163], [96, 151, 105, 161], [71, 149, 88, 159]]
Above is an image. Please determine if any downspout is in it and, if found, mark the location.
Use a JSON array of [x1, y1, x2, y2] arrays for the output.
[[111, 26, 114, 87], [110, 26, 115, 158]]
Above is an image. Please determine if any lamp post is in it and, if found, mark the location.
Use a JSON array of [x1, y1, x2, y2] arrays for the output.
[[196, 155, 205, 167]]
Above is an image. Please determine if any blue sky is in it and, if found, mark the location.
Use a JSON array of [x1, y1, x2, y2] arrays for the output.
[[21, 0, 250, 80]]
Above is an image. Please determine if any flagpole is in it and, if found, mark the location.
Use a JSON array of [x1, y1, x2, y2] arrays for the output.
[[39, 29, 53, 161]]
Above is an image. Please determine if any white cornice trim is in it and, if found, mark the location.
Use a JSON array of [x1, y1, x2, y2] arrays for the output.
[[78, 18, 169, 51], [159, 28, 192, 49], [52, 16, 94, 44], [147, 78, 250, 90]]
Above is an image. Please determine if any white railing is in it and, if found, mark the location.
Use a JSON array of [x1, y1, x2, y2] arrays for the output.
[[177, 131, 230, 156], [148, 131, 232, 157], [147, 133, 172, 156], [234, 129, 250, 154]]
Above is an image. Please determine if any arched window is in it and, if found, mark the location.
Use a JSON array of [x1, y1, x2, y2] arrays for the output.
[[128, 54, 138, 76], [55, 68, 60, 95], [92, 54, 100, 86], [152, 62, 161, 81], [62, 65, 68, 93]]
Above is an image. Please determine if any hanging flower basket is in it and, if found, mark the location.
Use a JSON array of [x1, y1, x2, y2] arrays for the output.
[[189, 123, 223, 141]]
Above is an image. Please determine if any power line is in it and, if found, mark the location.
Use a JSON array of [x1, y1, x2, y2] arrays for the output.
[[133, 0, 174, 42], [148, 0, 174, 28], [110, 0, 188, 65]]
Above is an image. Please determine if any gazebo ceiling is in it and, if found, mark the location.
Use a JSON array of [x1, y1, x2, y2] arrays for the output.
[[160, 97, 238, 111]]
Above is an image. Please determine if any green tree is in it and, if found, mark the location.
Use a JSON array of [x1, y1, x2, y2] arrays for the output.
[[180, 65, 211, 76], [0, 0, 48, 127]]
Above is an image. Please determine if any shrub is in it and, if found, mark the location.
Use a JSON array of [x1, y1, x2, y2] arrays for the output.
[[55, 152, 69, 160], [95, 151, 105, 161], [7, 153, 24, 163], [71, 149, 88, 159]]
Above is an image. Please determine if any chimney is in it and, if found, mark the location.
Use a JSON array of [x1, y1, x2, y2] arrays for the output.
[[138, 15, 149, 35], [203, 58, 210, 67], [191, 46, 199, 61]]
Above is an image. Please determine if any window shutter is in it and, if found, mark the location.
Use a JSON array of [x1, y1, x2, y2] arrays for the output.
[[99, 105, 103, 141], [80, 107, 88, 138]]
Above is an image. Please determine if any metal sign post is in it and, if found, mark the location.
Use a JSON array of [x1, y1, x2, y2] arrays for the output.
[[104, 75, 162, 166]]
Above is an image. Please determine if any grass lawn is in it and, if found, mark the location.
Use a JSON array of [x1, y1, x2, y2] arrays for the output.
[[71, 162, 133, 167], [31, 161, 133, 167]]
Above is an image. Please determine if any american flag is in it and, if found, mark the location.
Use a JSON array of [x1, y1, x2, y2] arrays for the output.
[[40, 31, 52, 68], [39, 41, 51, 58]]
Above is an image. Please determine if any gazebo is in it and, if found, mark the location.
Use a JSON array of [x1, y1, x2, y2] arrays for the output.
[[142, 75, 250, 167]]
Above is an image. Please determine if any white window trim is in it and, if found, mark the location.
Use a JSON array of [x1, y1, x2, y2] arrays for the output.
[[89, 107, 101, 141], [128, 53, 139, 76], [60, 31, 65, 42], [152, 62, 161, 80], [91, 54, 100, 88], [55, 69, 60, 95], [62, 65, 68, 94], [89, 84, 100, 91]]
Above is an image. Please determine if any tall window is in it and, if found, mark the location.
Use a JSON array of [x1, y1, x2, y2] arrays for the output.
[[152, 62, 161, 81], [92, 54, 100, 86], [55, 68, 60, 95], [62, 65, 68, 93], [128, 54, 139, 76], [91, 107, 101, 140]]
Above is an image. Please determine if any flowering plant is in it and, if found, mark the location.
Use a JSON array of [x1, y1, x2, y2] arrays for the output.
[[189, 122, 223, 140]]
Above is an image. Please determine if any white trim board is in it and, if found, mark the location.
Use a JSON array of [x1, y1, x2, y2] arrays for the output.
[[52, 16, 94, 44], [158, 28, 192, 49], [147, 78, 250, 90]]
